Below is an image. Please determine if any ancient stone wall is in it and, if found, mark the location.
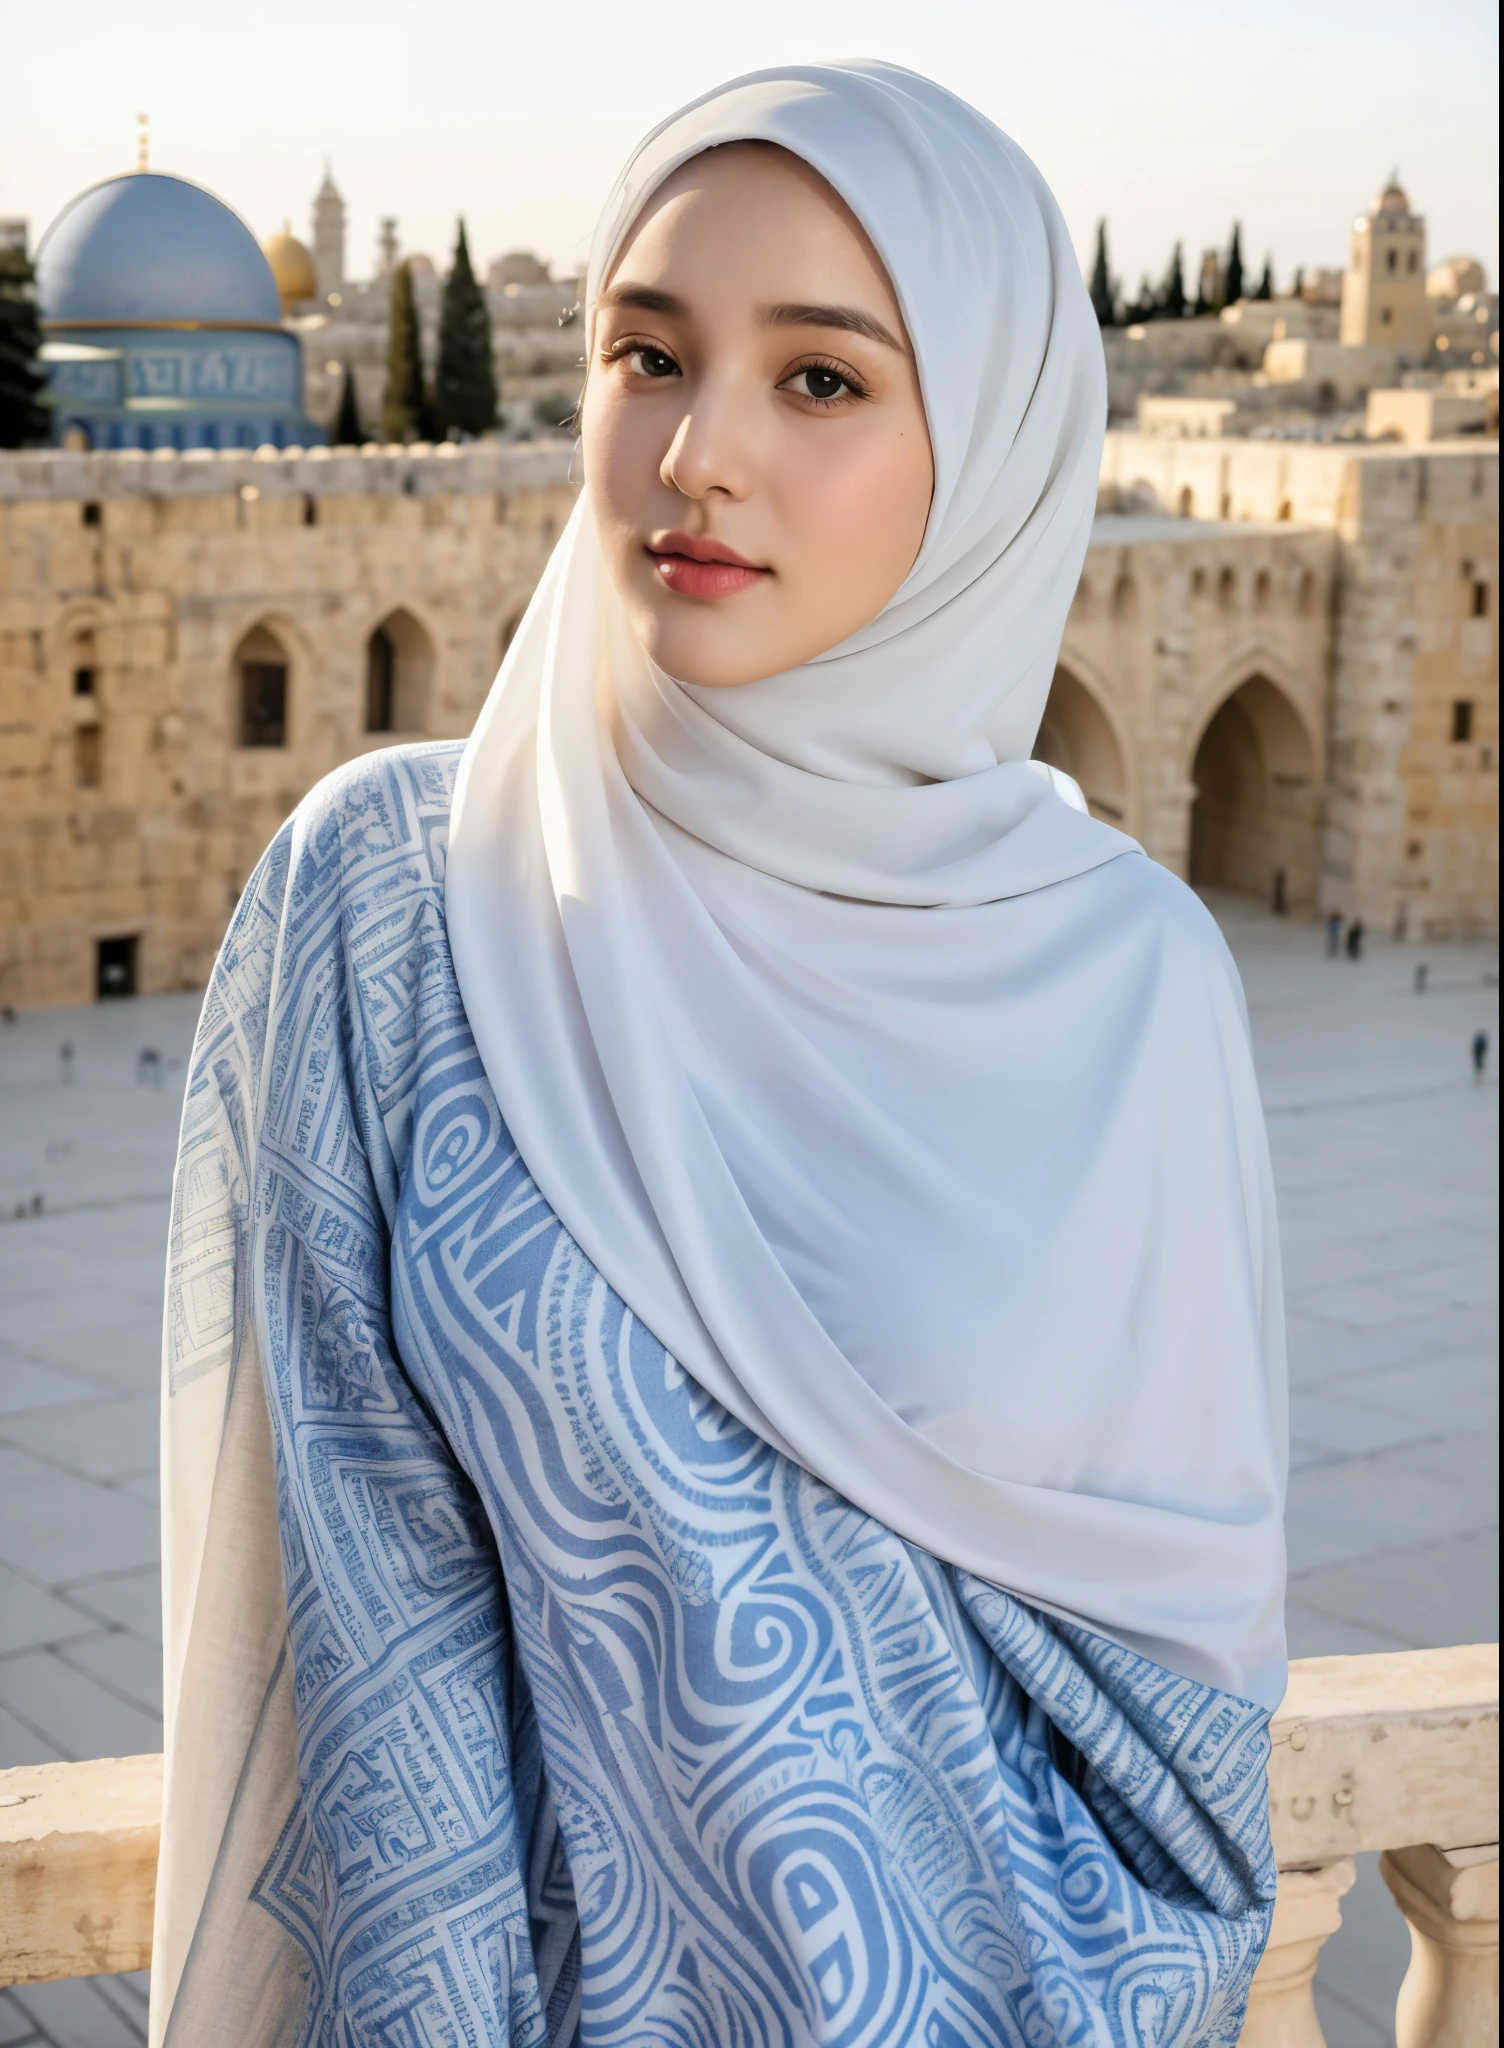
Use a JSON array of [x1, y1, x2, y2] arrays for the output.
[[1, 430, 1495, 1009], [0, 443, 575, 1007], [1098, 433, 1499, 937]]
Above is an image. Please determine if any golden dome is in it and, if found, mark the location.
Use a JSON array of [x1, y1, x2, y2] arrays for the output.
[[262, 225, 317, 311]]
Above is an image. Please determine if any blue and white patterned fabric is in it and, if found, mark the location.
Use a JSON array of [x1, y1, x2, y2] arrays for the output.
[[175, 744, 1274, 2047]]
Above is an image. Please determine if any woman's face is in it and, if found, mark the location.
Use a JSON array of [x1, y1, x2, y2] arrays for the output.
[[582, 144, 934, 689]]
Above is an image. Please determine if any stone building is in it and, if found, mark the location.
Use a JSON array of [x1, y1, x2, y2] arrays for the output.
[[1340, 179, 1430, 352], [0, 443, 573, 1005], [1095, 431, 1497, 937], [0, 414, 1494, 1008]]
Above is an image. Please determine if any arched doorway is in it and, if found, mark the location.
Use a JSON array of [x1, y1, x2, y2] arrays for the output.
[[366, 609, 434, 733], [1189, 676, 1319, 911], [1032, 666, 1130, 825], [234, 623, 291, 748]]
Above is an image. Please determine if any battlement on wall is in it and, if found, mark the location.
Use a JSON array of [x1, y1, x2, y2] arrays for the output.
[[0, 439, 577, 504]]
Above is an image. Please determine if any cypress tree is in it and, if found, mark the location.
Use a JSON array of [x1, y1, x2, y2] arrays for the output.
[[435, 220, 498, 440], [335, 365, 362, 445], [381, 261, 433, 442], [1088, 220, 1115, 327], [1156, 241, 1187, 321], [0, 248, 50, 449], [1224, 223, 1245, 307], [1254, 257, 1274, 301]]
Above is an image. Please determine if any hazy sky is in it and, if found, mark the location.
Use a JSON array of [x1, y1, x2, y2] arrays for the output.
[[4, 0, 1498, 296]]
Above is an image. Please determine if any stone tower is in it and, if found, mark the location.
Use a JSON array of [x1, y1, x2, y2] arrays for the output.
[[311, 164, 345, 303], [1340, 177, 1429, 350]]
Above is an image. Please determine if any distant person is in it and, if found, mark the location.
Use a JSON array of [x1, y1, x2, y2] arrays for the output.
[[1326, 910, 1344, 957], [59, 1041, 73, 1084], [150, 68, 1284, 2048], [1473, 1030, 1489, 1077], [1414, 962, 1429, 993], [137, 1046, 162, 1088], [1345, 918, 1364, 960]]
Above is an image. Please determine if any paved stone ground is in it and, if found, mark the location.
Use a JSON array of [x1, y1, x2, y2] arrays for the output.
[[0, 896, 1496, 2047]]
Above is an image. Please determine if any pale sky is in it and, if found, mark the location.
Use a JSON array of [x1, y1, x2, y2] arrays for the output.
[[3, 0, 1497, 297]]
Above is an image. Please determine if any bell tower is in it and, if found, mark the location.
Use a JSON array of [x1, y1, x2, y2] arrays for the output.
[[311, 162, 346, 304], [1340, 176, 1429, 350]]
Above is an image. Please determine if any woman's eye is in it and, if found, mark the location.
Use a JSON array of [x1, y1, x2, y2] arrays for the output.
[[624, 346, 679, 379], [785, 365, 854, 403]]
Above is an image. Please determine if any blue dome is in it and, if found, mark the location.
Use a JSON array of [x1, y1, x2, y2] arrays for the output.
[[37, 172, 281, 326]]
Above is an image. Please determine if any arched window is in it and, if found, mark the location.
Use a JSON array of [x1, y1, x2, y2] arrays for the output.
[[1296, 572, 1315, 616], [365, 609, 434, 733], [1111, 574, 1137, 623], [235, 624, 291, 748], [1277, 498, 1294, 523], [1178, 486, 1195, 519], [1253, 570, 1272, 613], [1218, 567, 1237, 610], [71, 628, 97, 699], [1190, 567, 1207, 599]]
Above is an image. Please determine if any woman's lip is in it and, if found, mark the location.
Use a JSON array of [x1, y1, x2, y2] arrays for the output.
[[646, 534, 771, 600], [650, 531, 763, 568], [652, 555, 769, 599]]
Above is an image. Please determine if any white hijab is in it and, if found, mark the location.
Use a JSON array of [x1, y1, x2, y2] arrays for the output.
[[446, 61, 1287, 1707]]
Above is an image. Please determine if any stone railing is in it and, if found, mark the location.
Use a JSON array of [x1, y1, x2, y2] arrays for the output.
[[1247, 1643, 1497, 2046], [0, 1647, 1496, 2042]]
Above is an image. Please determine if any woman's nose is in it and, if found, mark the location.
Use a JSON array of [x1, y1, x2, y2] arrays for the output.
[[659, 384, 756, 502]]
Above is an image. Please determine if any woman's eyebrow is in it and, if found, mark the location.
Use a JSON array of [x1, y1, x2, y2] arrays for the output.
[[598, 283, 686, 316], [759, 301, 905, 351]]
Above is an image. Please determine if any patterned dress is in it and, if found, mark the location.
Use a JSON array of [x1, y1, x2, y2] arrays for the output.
[[167, 743, 1275, 2048]]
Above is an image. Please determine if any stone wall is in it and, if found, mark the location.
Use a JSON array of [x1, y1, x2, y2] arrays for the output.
[[1099, 432, 1499, 937], [0, 429, 1496, 1009], [1050, 516, 1339, 914], [0, 443, 575, 1007]]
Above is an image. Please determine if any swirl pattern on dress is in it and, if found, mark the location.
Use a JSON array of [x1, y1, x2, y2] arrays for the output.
[[168, 743, 1274, 2047]]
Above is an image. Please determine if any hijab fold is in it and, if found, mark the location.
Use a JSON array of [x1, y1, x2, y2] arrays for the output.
[[446, 60, 1287, 1707]]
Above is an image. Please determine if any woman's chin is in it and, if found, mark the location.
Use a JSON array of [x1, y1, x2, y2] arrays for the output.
[[638, 621, 781, 691]]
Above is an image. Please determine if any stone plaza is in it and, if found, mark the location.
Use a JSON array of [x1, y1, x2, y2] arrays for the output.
[[0, 890, 1495, 2047]]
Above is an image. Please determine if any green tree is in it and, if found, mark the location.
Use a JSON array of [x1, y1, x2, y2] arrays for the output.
[[1088, 220, 1116, 327], [0, 249, 50, 449], [335, 364, 362, 445], [1224, 222, 1245, 307], [1254, 257, 1274, 301], [1156, 241, 1187, 321], [381, 261, 433, 442], [434, 220, 498, 440]]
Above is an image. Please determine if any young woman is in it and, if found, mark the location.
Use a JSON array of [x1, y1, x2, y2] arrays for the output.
[[152, 62, 1285, 2048]]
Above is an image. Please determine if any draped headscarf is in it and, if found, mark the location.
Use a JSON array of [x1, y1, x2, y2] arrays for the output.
[[446, 60, 1287, 1706]]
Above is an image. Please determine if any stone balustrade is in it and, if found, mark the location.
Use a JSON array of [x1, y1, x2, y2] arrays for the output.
[[1245, 1643, 1498, 2046], [0, 1646, 1497, 2042]]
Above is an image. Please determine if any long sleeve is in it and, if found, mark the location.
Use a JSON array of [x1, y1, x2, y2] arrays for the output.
[[152, 757, 570, 2048]]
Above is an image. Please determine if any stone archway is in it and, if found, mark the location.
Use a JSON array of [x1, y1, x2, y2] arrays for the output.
[[1189, 674, 1320, 911], [365, 608, 434, 734], [1032, 665, 1131, 826]]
